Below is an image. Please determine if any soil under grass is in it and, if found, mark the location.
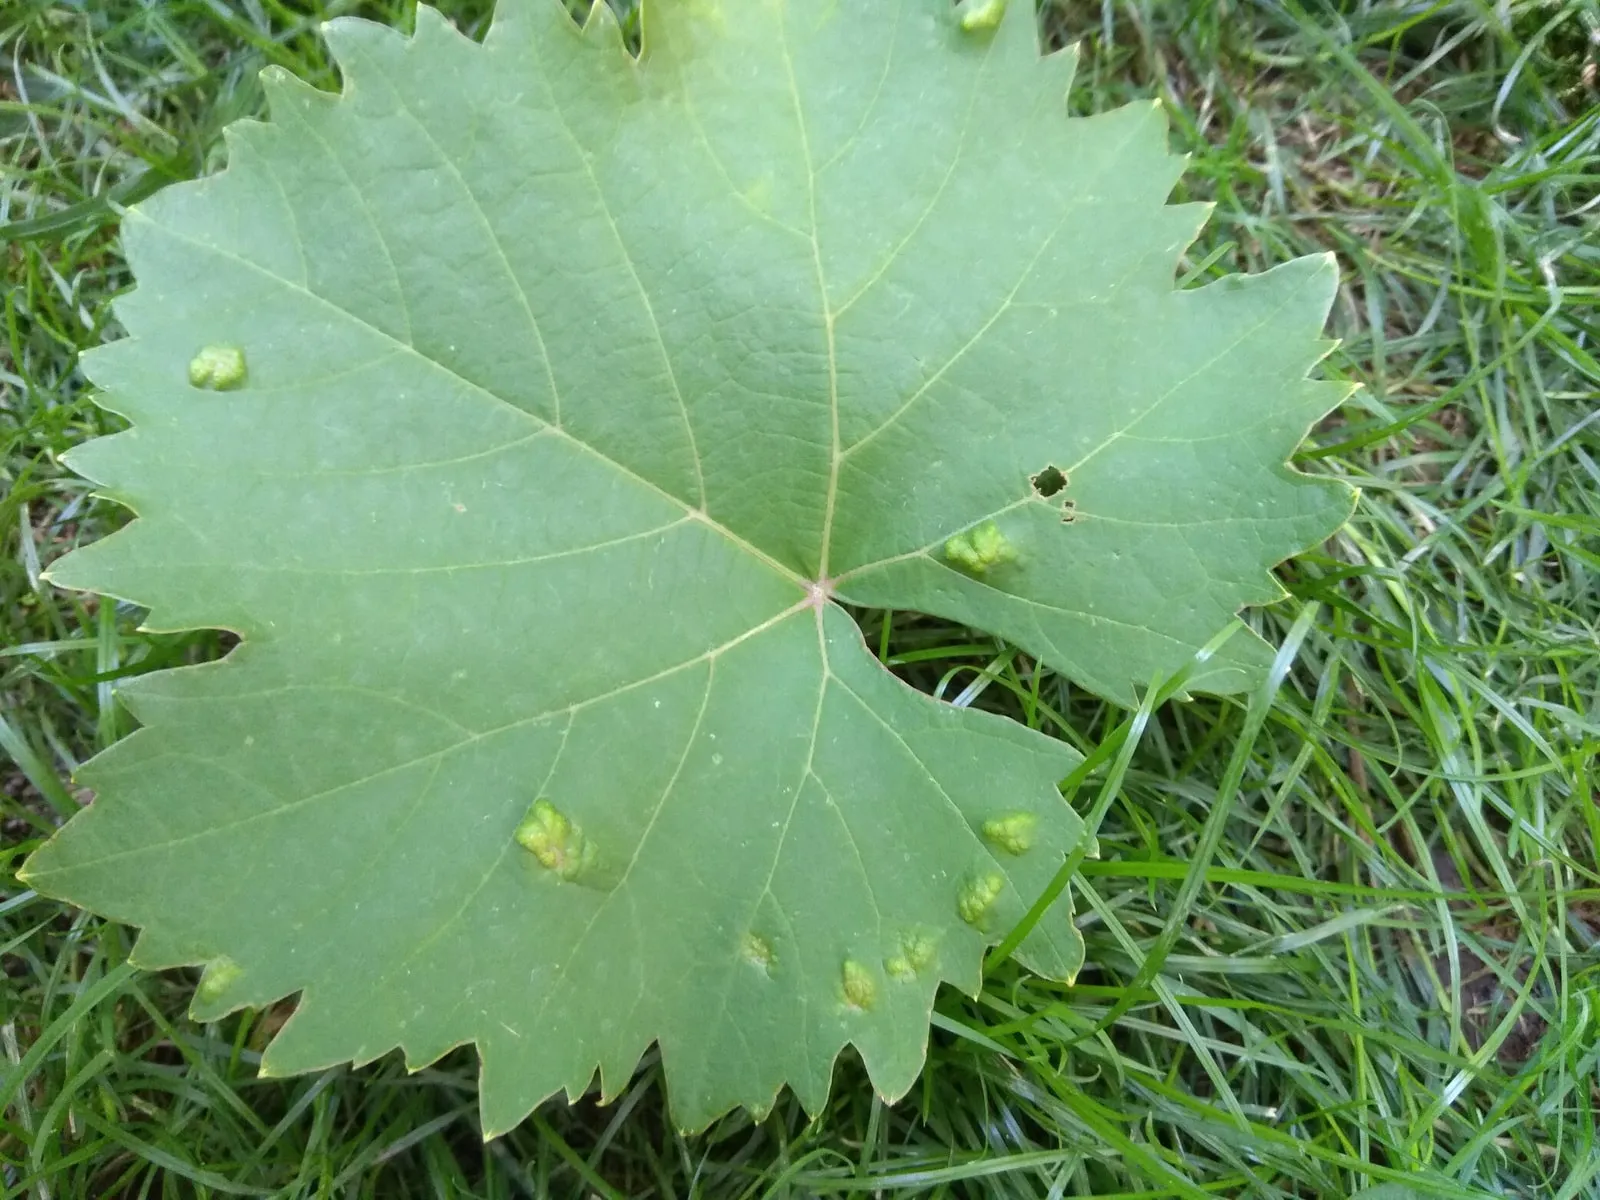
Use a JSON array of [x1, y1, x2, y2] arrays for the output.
[[3, 1, 1597, 1196]]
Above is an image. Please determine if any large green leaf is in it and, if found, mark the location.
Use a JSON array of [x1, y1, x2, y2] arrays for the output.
[[21, 0, 1352, 1132]]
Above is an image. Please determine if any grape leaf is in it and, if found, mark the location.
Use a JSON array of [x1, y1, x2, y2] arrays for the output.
[[20, 0, 1353, 1133]]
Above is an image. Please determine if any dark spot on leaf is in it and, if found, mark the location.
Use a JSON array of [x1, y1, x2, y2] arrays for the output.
[[1030, 465, 1067, 498], [1060, 499, 1078, 524]]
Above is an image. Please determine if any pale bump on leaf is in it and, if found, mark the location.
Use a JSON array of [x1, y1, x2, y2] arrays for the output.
[[192, 956, 244, 1017], [958, 0, 1009, 32], [957, 872, 1007, 927], [982, 811, 1038, 855], [513, 799, 598, 882], [20, 0, 1352, 1135], [187, 345, 248, 390], [841, 960, 878, 1011], [943, 520, 1018, 574], [885, 932, 937, 982], [741, 932, 776, 975]]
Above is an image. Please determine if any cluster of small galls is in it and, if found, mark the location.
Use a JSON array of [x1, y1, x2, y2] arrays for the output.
[[513, 799, 1039, 1015]]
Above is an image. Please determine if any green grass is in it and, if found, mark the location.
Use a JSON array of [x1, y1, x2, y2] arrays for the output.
[[4, 0, 1598, 1195]]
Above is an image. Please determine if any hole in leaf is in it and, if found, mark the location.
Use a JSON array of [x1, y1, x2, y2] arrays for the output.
[[1060, 499, 1078, 524], [1030, 465, 1067, 498]]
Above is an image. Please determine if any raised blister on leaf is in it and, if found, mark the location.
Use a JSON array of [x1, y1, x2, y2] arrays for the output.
[[187, 345, 248, 390], [196, 956, 242, 1006], [742, 933, 775, 975], [957, 872, 1006, 927], [959, 0, 1008, 32], [513, 800, 596, 882], [841, 960, 877, 1011], [885, 932, 938, 981], [943, 522, 1017, 574], [982, 812, 1038, 855]]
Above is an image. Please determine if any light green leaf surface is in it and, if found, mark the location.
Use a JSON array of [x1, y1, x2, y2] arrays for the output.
[[21, 0, 1352, 1132]]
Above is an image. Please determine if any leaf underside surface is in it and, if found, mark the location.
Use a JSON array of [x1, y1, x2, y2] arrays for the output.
[[22, 0, 1353, 1133]]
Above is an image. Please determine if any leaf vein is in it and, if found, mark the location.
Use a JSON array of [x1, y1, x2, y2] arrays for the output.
[[355, 44, 566, 425], [1062, 294, 1302, 477], [775, 15, 841, 577], [530, 32, 708, 506], [838, 114, 1153, 462], [132, 216, 806, 590], [35, 604, 810, 876], [274, 89, 414, 344], [520, 659, 718, 1035], [829, 8, 993, 319], [179, 518, 690, 578]]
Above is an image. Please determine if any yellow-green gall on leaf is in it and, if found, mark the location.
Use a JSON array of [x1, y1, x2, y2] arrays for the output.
[[982, 811, 1037, 855], [742, 932, 775, 975], [886, 932, 938, 981], [943, 521, 1016, 574], [196, 956, 242, 1006], [959, 0, 1007, 31], [187, 345, 248, 390], [514, 799, 595, 881], [957, 872, 1006, 927], [841, 959, 877, 1011]]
